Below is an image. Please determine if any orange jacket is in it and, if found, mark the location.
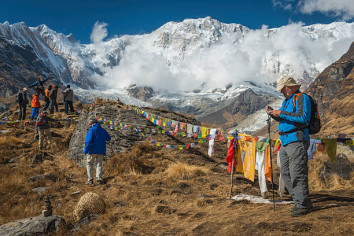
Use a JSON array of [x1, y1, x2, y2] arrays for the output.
[[31, 94, 40, 108], [45, 89, 50, 98]]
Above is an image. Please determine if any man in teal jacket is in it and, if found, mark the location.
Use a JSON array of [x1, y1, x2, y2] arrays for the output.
[[266, 76, 313, 217], [84, 118, 111, 185]]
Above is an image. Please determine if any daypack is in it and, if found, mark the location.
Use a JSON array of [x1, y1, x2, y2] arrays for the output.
[[36, 114, 47, 126], [292, 93, 321, 134], [16, 92, 23, 103]]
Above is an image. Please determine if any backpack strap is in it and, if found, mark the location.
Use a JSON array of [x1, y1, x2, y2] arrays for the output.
[[292, 92, 303, 107]]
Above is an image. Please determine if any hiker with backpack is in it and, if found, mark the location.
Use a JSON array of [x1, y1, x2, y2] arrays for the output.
[[62, 85, 74, 115], [266, 76, 319, 217], [30, 92, 41, 120], [83, 118, 111, 186], [29, 77, 48, 99], [49, 85, 59, 114], [43, 85, 52, 111], [36, 111, 56, 150], [17, 88, 29, 120]]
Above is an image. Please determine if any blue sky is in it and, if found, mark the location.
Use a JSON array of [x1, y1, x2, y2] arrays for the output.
[[0, 0, 353, 43]]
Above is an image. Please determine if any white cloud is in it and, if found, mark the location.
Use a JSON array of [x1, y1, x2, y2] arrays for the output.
[[90, 22, 108, 44], [272, 0, 295, 11], [88, 21, 354, 92], [299, 0, 354, 20]]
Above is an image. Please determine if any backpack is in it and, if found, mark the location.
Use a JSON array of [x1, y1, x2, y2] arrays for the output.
[[36, 114, 47, 126], [16, 92, 23, 103], [292, 93, 321, 134]]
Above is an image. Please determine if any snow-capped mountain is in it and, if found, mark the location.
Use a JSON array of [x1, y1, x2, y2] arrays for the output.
[[1, 17, 354, 130]]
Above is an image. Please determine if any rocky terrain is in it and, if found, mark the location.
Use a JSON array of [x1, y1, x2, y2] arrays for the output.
[[0, 99, 353, 235], [306, 41, 354, 136]]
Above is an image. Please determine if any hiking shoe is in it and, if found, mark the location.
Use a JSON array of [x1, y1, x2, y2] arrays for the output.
[[291, 207, 312, 217], [86, 179, 94, 185], [96, 180, 103, 185]]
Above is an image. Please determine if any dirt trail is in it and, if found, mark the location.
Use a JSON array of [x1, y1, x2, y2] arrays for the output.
[[0, 101, 353, 235]]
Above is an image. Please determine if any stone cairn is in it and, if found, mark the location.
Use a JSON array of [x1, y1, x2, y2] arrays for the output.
[[42, 196, 53, 217]]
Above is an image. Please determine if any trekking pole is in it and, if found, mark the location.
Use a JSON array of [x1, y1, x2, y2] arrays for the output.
[[267, 115, 276, 211]]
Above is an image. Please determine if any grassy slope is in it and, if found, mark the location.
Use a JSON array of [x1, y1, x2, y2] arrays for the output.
[[0, 101, 353, 235]]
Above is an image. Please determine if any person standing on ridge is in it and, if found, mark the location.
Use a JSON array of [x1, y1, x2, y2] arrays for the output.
[[17, 87, 29, 120], [43, 85, 52, 111], [49, 85, 59, 114], [29, 76, 48, 98], [265, 76, 313, 217], [30, 92, 40, 120], [36, 111, 56, 150], [83, 118, 111, 185], [62, 85, 74, 115]]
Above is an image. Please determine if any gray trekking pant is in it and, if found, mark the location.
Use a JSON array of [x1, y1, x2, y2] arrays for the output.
[[86, 154, 104, 181], [279, 141, 312, 209]]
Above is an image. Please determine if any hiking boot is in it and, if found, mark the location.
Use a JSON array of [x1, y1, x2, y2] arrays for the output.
[[96, 180, 103, 185], [86, 179, 94, 185], [291, 207, 312, 217]]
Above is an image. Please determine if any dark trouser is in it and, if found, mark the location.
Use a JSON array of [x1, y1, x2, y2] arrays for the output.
[[18, 103, 27, 120], [43, 99, 50, 111], [65, 101, 74, 114], [50, 100, 58, 114], [279, 141, 312, 209]]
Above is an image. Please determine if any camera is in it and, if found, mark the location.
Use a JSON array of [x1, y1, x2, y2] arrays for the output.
[[267, 106, 274, 112]]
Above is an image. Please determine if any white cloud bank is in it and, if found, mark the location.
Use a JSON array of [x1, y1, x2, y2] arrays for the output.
[[90, 22, 108, 44], [88, 21, 354, 92]]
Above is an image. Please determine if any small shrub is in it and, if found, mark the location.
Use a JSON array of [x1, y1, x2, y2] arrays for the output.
[[165, 162, 210, 179]]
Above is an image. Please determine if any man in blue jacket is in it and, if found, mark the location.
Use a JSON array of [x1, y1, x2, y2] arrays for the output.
[[266, 76, 313, 217], [84, 118, 111, 185]]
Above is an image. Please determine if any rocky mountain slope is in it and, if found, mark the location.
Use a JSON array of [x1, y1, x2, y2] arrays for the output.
[[1, 18, 353, 131], [306, 41, 354, 135]]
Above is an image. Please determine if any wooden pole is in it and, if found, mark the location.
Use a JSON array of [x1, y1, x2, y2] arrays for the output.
[[229, 156, 235, 199]]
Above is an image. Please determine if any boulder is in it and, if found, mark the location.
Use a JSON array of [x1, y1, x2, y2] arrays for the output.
[[0, 215, 65, 235], [28, 173, 58, 182], [320, 154, 353, 180], [67, 105, 155, 167]]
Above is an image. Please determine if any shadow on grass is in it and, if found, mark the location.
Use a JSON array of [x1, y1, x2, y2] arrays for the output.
[[311, 193, 354, 212]]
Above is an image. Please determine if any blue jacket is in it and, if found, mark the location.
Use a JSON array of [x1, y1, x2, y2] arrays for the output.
[[277, 91, 311, 146], [83, 123, 111, 155]]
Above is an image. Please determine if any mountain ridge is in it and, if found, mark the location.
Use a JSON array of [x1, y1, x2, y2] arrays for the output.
[[1, 17, 353, 131]]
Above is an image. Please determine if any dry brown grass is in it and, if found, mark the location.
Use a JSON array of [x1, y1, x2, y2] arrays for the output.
[[0, 136, 23, 146], [165, 162, 211, 180], [1, 102, 353, 236], [308, 146, 354, 191], [105, 142, 159, 176]]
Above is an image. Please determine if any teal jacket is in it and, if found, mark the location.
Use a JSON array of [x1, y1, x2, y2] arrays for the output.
[[276, 90, 311, 146]]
